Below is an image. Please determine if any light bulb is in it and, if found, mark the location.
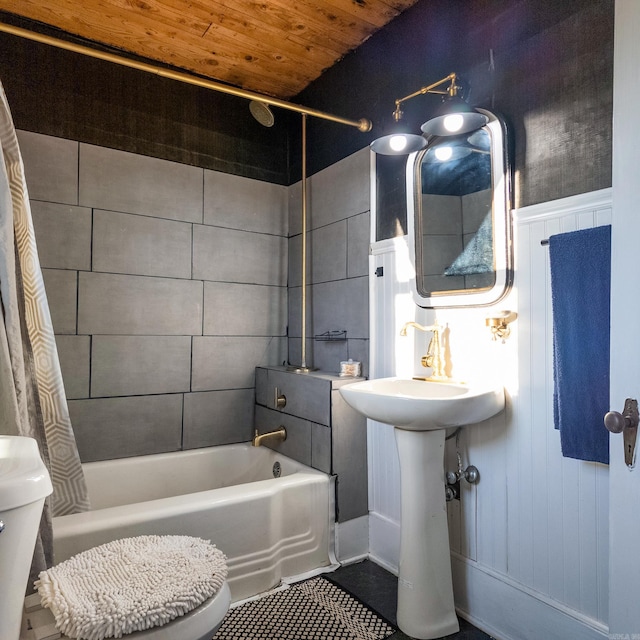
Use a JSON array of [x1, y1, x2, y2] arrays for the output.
[[435, 146, 453, 161], [443, 113, 464, 133], [389, 135, 408, 152]]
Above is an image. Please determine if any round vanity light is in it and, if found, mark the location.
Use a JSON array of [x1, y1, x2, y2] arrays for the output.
[[434, 146, 453, 161], [443, 113, 464, 133], [389, 134, 409, 152]]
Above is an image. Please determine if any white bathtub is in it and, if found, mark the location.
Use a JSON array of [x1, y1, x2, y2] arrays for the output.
[[53, 444, 335, 601]]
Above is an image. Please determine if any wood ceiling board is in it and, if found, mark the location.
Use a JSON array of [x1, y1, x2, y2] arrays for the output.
[[0, 0, 307, 95], [194, 0, 348, 58], [0, 0, 422, 97]]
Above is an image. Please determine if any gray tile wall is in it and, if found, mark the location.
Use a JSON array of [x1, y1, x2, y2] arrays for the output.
[[255, 367, 368, 522], [19, 130, 288, 462], [288, 148, 371, 375], [421, 190, 493, 292], [19, 129, 371, 519]]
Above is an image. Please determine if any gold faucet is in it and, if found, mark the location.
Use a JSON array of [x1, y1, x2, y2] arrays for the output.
[[399, 321, 447, 381], [252, 426, 287, 447]]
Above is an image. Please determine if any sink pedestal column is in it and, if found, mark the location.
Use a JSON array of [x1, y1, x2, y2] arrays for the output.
[[394, 427, 459, 639]]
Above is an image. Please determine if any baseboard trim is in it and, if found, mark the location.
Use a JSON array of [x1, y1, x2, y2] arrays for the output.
[[367, 512, 607, 640], [451, 553, 608, 640], [335, 515, 369, 565], [368, 511, 400, 574]]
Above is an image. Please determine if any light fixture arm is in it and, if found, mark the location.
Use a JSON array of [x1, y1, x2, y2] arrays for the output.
[[392, 73, 459, 122], [371, 71, 487, 155]]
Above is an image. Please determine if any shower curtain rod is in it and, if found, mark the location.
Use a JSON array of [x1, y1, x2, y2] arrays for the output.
[[0, 22, 372, 133]]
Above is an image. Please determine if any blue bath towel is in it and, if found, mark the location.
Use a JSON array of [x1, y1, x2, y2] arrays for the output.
[[549, 225, 610, 464]]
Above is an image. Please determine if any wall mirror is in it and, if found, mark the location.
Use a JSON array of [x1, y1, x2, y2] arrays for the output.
[[407, 109, 513, 307]]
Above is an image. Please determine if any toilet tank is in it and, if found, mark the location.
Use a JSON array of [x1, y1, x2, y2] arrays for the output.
[[0, 436, 53, 640]]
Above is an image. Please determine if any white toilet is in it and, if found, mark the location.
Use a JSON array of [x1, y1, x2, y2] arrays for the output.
[[0, 436, 231, 640]]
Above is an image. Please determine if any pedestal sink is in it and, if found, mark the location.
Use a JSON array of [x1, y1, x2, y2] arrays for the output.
[[340, 377, 505, 639]]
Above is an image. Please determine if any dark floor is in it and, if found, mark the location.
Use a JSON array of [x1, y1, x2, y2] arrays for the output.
[[326, 560, 493, 640]]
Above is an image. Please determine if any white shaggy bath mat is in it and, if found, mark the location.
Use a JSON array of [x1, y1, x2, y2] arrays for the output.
[[213, 576, 396, 640], [35, 534, 228, 640]]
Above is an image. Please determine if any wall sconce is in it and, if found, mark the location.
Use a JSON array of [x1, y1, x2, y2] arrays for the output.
[[486, 311, 518, 342], [370, 72, 488, 155]]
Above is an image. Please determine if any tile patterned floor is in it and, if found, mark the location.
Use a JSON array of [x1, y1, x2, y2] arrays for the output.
[[327, 560, 494, 640]]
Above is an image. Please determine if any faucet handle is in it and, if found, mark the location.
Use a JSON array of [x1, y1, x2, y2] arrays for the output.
[[274, 387, 287, 409]]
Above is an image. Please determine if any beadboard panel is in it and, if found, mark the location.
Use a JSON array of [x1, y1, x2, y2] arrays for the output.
[[369, 189, 611, 637], [368, 238, 415, 529], [513, 189, 610, 623]]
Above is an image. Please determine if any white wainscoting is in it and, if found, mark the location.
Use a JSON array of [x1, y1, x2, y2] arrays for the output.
[[368, 188, 611, 640]]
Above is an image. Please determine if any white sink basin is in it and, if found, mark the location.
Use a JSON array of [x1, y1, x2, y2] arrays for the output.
[[340, 376, 505, 637], [339, 377, 505, 431]]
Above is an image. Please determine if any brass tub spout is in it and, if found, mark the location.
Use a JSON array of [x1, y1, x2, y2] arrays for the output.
[[252, 426, 287, 447]]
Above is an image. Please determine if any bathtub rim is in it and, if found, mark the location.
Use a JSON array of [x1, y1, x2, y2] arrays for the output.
[[52, 444, 339, 601]]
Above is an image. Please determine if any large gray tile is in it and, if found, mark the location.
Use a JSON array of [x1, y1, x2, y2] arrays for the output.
[[254, 405, 312, 466], [287, 233, 311, 289], [193, 225, 286, 286], [286, 285, 312, 339], [42, 269, 77, 334], [55, 335, 90, 399], [287, 337, 314, 370], [346, 338, 369, 379], [255, 365, 275, 408], [255, 367, 269, 406], [331, 389, 368, 521], [311, 221, 347, 284], [204, 170, 287, 235], [287, 181, 303, 237], [31, 202, 92, 270], [91, 336, 191, 397], [192, 336, 286, 391], [307, 148, 370, 230], [423, 273, 465, 293], [203, 282, 286, 336], [464, 272, 495, 290], [313, 277, 369, 340], [312, 340, 349, 376], [347, 212, 371, 278], [69, 394, 183, 462], [424, 234, 463, 275], [265, 369, 331, 425], [311, 422, 331, 474], [18, 131, 78, 205], [422, 194, 462, 234], [78, 273, 203, 335], [92, 210, 192, 278], [462, 189, 491, 234], [183, 389, 254, 448], [79, 144, 203, 223]]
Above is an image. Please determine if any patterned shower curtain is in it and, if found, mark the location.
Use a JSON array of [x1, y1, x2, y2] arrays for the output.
[[0, 80, 89, 586]]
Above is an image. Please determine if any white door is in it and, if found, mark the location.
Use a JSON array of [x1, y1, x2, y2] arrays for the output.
[[609, 1, 640, 635]]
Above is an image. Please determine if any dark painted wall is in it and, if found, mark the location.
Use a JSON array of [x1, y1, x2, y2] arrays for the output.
[[0, 0, 612, 205], [297, 0, 613, 236], [0, 14, 291, 184]]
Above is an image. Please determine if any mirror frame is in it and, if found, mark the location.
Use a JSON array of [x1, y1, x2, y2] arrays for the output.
[[406, 108, 513, 308]]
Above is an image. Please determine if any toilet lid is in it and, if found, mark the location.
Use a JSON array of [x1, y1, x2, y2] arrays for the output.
[[36, 535, 228, 640]]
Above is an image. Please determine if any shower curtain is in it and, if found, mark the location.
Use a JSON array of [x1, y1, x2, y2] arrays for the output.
[[0, 80, 89, 586]]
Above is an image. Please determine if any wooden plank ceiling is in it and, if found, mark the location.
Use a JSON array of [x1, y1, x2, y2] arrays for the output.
[[0, 0, 420, 98]]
